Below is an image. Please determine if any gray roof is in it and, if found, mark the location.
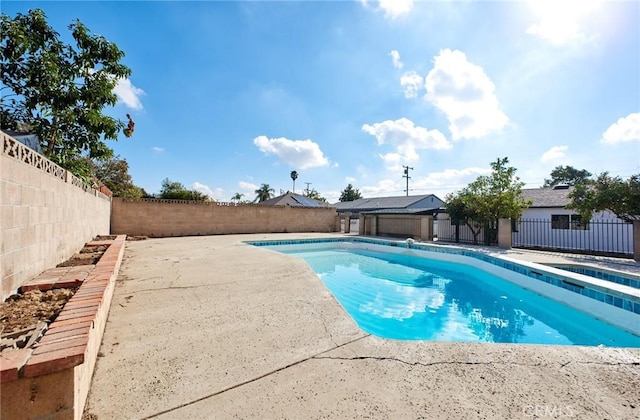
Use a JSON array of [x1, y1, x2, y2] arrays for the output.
[[260, 192, 328, 207], [334, 194, 444, 213], [363, 207, 441, 215], [521, 186, 573, 208], [4, 130, 43, 154]]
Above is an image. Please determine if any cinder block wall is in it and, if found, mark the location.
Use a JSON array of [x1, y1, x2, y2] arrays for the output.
[[364, 214, 433, 240], [1, 133, 111, 300], [111, 198, 337, 237]]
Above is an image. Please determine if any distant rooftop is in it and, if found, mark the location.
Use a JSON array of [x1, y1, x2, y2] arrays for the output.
[[334, 194, 444, 213], [521, 185, 573, 208], [4, 130, 43, 154], [260, 191, 328, 207]]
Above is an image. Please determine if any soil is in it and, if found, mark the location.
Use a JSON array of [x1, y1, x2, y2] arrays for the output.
[[1, 235, 147, 352], [0, 288, 76, 335], [1, 242, 109, 351], [126, 235, 147, 241], [95, 235, 118, 241], [95, 234, 148, 241], [57, 245, 109, 267]]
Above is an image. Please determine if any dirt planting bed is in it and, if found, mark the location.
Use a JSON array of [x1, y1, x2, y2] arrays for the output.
[[57, 245, 109, 267], [1, 241, 111, 352]]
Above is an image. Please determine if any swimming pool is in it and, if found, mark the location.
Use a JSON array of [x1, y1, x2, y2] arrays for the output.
[[248, 238, 640, 347], [547, 264, 640, 290]]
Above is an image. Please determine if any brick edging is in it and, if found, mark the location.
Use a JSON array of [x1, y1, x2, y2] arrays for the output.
[[0, 235, 126, 382]]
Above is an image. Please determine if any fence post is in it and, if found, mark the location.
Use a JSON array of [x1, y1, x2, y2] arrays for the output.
[[344, 212, 351, 234], [498, 218, 512, 249], [359, 214, 365, 235], [420, 216, 433, 241], [634, 220, 640, 262], [370, 216, 377, 236]]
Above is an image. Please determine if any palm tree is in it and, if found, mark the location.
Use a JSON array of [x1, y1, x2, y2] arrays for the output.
[[231, 192, 244, 203], [290, 170, 298, 193], [254, 183, 275, 202]]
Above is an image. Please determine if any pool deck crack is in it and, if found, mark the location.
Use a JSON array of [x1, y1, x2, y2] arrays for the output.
[[141, 333, 370, 419], [120, 282, 240, 295], [560, 360, 640, 368]]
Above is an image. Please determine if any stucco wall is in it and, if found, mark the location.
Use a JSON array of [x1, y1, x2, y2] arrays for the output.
[[111, 198, 338, 237], [1, 133, 111, 299]]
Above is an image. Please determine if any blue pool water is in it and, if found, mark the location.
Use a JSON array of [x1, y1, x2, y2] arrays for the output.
[[276, 247, 640, 347]]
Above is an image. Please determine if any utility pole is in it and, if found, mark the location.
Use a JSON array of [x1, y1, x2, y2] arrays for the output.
[[402, 165, 413, 197], [304, 182, 312, 196]]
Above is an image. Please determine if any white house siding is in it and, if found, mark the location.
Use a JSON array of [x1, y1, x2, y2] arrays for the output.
[[514, 208, 633, 255]]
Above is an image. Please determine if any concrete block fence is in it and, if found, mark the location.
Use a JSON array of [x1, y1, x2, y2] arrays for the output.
[[1, 131, 111, 300]]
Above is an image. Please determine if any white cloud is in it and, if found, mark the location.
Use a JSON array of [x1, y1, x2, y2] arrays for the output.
[[253, 135, 329, 169], [425, 49, 508, 140], [362, 118, 452, 170], [113, 78, 145, 110], [389, 50, 403, 69], [152, 147, 165, 153], [417, 167, 492, 188], [351, 167, 492, 199], [526, 0, 601, 46], [361, 0, 413, 19], [540, 145, 568, 162], [360, 179, 402, 196], [601, 113, 640, 144], [345, 176, 357, 183], [192, 182, 222, 200], [400, 71, 424, 99], [238, 181, 257, 191]]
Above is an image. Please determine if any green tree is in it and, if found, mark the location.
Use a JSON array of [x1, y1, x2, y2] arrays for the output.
[[543, 165, 592, 188], [568, 173, 640, 222], [231, 192, 244, 203], [89, 155, 142, 199], [304, 188, 328, 203], [1, 9, 133, 178], [254, 183, 275, 202], [445, 157, 531, 244], [159, 178, 209, 201], [339, 184, 362, 202], [290, 170, 298, 193]]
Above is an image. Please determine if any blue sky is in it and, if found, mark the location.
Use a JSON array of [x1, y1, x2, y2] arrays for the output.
[[4, 0, 639, 202]]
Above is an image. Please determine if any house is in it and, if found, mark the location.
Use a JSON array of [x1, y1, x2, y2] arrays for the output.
[[514, 185, 632, 256], [4, 130, 43, 154], [334, 194, 445, 239], [334, 194, 445, 216], [260, 191, 328, 207], [520, 185, 584, 228]]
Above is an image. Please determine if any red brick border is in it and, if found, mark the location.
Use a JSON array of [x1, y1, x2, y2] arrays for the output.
[[1, 235, 126, 382]]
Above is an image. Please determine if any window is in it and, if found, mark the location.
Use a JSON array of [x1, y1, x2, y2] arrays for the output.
[[551, 214, 589, 230], [551, 214, 570, 229], [570, 214, 589, 230]]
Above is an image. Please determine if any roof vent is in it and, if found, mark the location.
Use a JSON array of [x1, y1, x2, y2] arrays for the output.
[[552, 184, 570, 190]]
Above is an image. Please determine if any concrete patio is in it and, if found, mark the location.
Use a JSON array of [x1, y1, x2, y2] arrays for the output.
[[84, 234, 640, 419]]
